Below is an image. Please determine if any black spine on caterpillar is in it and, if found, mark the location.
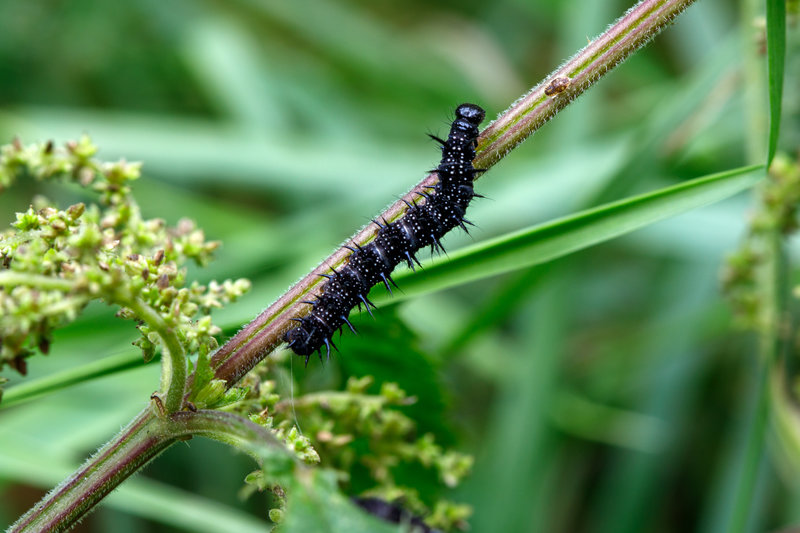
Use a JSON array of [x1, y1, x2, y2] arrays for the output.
[[284, 103, 486, 363]]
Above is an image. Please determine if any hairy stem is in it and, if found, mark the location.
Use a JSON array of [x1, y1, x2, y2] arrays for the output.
[[9, 409, 172, 533], [209, 0, 699, 385], [9, 409, 295, 533], [125, 297, 187, 414], [170, 409, 297, 468]]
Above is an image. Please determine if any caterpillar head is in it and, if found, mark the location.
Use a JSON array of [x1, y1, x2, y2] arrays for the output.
[[455, 103, 485, 125]]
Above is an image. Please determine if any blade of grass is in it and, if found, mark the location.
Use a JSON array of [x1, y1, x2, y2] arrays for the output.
[[765, 0, 786, 166], [590, 265, 718, 533], [0, 107, 426, 195], [728, 361, 772, 533], [0, 351, 145, 408], [372, 164, 764, 305], [464, 270, 568, 533]]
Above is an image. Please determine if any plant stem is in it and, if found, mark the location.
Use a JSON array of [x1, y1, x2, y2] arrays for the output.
[[125, 297, 186, 414], [729, 230, 783, 533], [209, 0, 699, 386], [170, 409, 296, 468], [0, 271, 76, 292], [475, 0, 697, 169], [729, 363, 771, 533], [741, 0, 768, 167], [9, 409, 172, 533], [8, 408, 295, 533]]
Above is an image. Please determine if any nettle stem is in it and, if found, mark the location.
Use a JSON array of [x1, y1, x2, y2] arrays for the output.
[[10, 409, 169, 533], [10, 0, 698, 530], [125, 297, 187, 414], [209, 0, 698, 385], [9, 409, 295, 533], [0, 272, 77, 292]]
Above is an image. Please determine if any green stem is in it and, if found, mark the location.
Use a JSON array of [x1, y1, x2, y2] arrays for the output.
[[125, 297, 187, 414], [0, 271, 77, 292], [765, 0, 786, 166], [729, 230, 784, 533], [209, 0, 700, 386], [475, 0, 698, 169], [729, 363, 771, 533], [741, 0, 768, 167], [8, 408, 295, 533], [170, 409, 297, 469]]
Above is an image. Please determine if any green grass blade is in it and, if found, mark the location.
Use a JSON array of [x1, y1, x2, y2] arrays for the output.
[[1, 351, 145, 408], [465, 273, 568, 532], [765, 0, 786, 166], [727, 362, 772, 533], [374, 165, 763, 305]]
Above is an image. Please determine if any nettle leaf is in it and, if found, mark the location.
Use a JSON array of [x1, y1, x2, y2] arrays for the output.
[[282, 470, 398, 533], [192, 378, 249, 410], [191, 350, 215, 398], [338, 308, 449, 438]]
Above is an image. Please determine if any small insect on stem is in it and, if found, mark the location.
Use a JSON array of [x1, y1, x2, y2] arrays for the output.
[[150, 392, 167, 417], [544, 76, 571, 97]]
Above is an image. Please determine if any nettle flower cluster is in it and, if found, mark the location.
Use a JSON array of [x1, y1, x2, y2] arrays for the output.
[[723, 153, 800, 330], [0, 136, 250, 379], [238, 364, 473, 531]]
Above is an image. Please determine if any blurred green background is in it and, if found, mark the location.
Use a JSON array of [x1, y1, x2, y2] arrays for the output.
[[1, 0, 798, 531]]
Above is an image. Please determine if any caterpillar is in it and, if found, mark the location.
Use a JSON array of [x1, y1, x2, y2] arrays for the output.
[[284, 103, 485, 363], [353, 497, 438, 532]]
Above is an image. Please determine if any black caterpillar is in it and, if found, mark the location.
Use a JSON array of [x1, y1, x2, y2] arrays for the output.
[[284, 103, 485, 362], [353, 497, 439, 533]]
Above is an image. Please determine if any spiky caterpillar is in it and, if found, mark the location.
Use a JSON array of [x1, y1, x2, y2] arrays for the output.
[[284, 103, 485, 362]]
